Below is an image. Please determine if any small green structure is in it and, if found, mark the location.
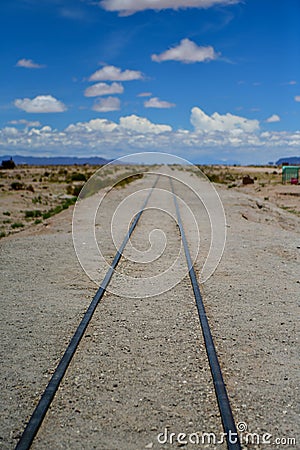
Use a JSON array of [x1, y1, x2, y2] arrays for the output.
[[282, 166, 300, 184]]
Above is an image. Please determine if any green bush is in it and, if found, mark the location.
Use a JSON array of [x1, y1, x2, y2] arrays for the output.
[[70, 172, 87, 182], [72, 184, 84, 197], [42, 198, 76, 220], [66, 184, 84, 197], [11, 222, 24, 229], [25, 210, 42, 218], [11, 181, 24, 190], [32, 195, 42, 204]]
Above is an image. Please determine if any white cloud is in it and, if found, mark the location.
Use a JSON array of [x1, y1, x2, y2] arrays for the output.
[[89, 65, 143, 81], [295, 95, 300, 102], [16, 58, 45, 69], [119, 115, 172, 134], [1, 109, 300, 164], [2, 127, 19, 136], [100, 0, 239, 15], [8, 119, 42, 127], [152, 39, 218, 64], [138, 92, 152, 97], [66, 118, 118, 133], [144, 97, 176, 108], [92, 97, 121, 112], [84, 82, 124, 97], [65, 116, 171, 135], [191, 107, 260, 132], [14, 95, 67, 113], [266, 114, 280, 123]]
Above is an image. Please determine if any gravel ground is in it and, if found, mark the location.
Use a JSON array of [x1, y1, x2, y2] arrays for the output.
[[0, 167, 299, 450]]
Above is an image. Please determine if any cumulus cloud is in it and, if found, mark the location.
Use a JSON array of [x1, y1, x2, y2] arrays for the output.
[[144, 97, 176, 108], [84, 82, 124, 97], [152, 39, 218, 64], [266, 114, 280, 123], [295, 95, 300, 102], [2, 109, 300, 164], [16, 58, 45, 69], [92, 97, 121, 112], [89, 65, 143, 81], [14, 95, 67, 113], [2, 126, 19, 136], [100, 0, 239, 15], [66, 116, 171, 134], [66, 118, 118, 133], [191, 107, 260, 132], [119, 115, 172, 134], [9, 119, 42, 127]]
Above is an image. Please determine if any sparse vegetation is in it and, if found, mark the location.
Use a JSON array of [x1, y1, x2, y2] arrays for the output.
[[11, 222, 24, 229], [42, 197, 76, 220], [32, 195, 42, 204], [24, 210, 42, 219], [280, 206, 300, 216], [196, 167, 237, 184], [11, 181, 24, 190], [68, 184, 84, 197], [116, 173, 143, 188], [71, 184, 84, 197], [1, 164, 297, 239], [69, 172, 87, 182], [27, 184, 34, 192]]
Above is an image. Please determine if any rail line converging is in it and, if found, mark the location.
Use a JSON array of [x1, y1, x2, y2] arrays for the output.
[[15, 173, 240, 450], [170, 177, 241, 450], [15, 176, 160, 450]]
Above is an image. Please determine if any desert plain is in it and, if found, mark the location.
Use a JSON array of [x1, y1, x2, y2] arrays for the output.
[[0, 163, 299, 449]]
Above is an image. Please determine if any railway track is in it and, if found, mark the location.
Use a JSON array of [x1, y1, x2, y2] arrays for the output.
[[15, 172, 241, 450]]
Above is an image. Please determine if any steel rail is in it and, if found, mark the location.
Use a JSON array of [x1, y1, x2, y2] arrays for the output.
[[170, 177, 241, 450], [15, 175, 159, 450]]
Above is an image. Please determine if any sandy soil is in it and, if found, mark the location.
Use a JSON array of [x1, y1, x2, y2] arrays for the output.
[[0, 164, 143, 239], [199, 165, 300, 217], [0, 166, 299, 449]]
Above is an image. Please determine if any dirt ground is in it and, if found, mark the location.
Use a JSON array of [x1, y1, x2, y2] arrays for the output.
[[0, 165, 299, 449], [199, 165, 300, 218], [0, 164, 144, 239]]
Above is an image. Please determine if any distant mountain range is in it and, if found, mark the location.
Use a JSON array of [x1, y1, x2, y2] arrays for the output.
[[276, 156, 300, 165], [1, 154, 300, 166], [0, 155, 111, 166]]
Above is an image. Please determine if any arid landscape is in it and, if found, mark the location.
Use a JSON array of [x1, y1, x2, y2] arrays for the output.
[[0, 164, 299, 449], [0, 164, 146, 239], [1, 1, 299, 448], [1, 164, 299, 240]]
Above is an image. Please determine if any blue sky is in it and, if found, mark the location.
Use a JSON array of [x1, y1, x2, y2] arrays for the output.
[[0, 0, 299, 164]]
